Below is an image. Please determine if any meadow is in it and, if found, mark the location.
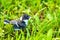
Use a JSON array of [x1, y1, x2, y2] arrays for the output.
[[0, 0, 60, 40]]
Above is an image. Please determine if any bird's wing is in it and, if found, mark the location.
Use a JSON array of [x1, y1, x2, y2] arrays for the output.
[[17, 21, 26, 28], [10, 20, 20, 27], [10, 20, 17, 24]]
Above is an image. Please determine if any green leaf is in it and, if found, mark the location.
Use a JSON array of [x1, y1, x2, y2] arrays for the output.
[[47, 29, 53, 40]]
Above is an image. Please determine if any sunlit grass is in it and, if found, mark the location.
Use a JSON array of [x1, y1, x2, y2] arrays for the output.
[[0, 0, 60, 40]]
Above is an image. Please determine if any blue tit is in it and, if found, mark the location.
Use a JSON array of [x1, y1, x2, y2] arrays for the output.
[[4, 14, 30, 30]]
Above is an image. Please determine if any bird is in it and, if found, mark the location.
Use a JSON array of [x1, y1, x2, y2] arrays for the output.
[[4, 14, 30, 30]]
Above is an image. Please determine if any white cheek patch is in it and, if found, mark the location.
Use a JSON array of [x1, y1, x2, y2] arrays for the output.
[[23, 20, 28, 25]]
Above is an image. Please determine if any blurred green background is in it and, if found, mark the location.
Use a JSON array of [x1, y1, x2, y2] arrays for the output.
[[0, 0, 60, 40]]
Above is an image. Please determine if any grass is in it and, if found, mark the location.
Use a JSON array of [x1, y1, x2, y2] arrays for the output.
[[0, 0, 60, 40]]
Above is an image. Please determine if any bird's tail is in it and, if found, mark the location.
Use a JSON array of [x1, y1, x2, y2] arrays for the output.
[[4, 20, 10, 24]]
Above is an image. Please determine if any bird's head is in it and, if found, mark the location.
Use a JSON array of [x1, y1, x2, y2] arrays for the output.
[[20, 14, 30, 25], [20, 14, 30, 21]]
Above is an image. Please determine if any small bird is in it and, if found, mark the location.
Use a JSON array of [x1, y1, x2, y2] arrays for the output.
[[4, 14, 30, 30]]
